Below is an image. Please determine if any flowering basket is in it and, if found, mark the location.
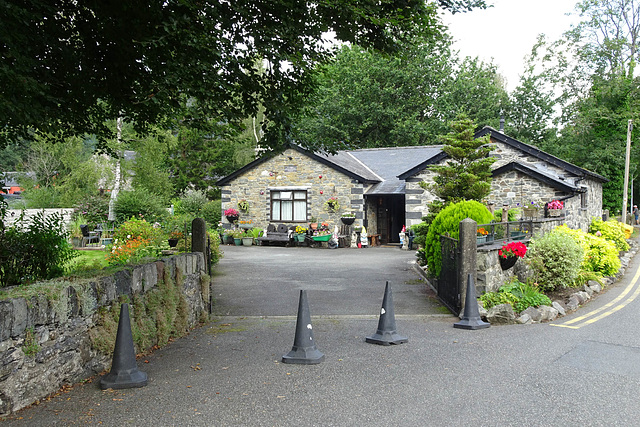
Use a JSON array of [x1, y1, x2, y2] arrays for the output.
[[324, 197, 340, 213], [498, 241, 527, 259], [547, 200, 563, 211]]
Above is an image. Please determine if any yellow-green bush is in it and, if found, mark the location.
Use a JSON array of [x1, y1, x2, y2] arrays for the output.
[[527, 228, 584, 292], [555, 225, 620, 277], [589, 218, 629, 251]]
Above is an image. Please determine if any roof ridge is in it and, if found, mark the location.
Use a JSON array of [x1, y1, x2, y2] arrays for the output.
[[344, 152, 384, 181], [346, 145, 444, 153]]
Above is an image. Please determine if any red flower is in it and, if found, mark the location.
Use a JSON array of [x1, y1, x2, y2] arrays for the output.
[[498, 241, 527, 259]]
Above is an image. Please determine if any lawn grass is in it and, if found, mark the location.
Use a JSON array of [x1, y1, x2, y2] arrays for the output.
[[66, 249, 109, 274]]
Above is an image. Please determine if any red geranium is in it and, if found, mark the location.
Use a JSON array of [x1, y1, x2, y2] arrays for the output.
[[498, 241, 527, 259]]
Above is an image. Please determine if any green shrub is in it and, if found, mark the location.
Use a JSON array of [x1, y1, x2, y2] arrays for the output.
[[113, 217, 163, 245], [0, 205, 77, 287], [72, 194, 110, 229], [174, 189, 209, 216], [201, 200, 221, 227], [481, 279, 551, 313], [527, 229, 584, 292], [114, 189, 168, 223], [422, 200, 493, 275], [589, 218, 629, 252], [555, 225, 621, 277]]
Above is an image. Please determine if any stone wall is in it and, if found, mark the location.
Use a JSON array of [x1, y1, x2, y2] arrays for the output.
[[220, 148, 365, 230], [0, 253, 210, 417]]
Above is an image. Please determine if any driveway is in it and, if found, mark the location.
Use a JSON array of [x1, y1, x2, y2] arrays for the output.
[[212, 245, 445, 317]]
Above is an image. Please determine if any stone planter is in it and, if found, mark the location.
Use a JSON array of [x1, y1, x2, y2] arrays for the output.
[[548, 209, 563, 217], [242, 237, 254, 246]]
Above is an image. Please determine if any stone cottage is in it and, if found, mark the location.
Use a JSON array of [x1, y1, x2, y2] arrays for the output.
[[216, 127, 606, 243]]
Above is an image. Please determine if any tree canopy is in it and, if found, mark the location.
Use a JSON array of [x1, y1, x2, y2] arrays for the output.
[[0, 0, 487, 151]]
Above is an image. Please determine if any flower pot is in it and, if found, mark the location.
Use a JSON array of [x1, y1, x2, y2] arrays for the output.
[[523, 207, 538, 218], [499, 256, 518, 270], [485, 235, 494, 243], [341, 217, 355, 225], [477, 236, 486, 244], [311, 234, 332, 242], [310, 223, 318, 230], [168, 238, 179, 247], [233, 238, 242, 246], [242, 237, 254, 246], [101, 238, 113, 246], [296, 233, 306, 242], [226, 215, 239, 223], [548, 209, 562, 217]]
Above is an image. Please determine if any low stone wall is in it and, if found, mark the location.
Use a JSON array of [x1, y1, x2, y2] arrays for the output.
[[0, 253, 211, 417], [477, 217, 566, 293]]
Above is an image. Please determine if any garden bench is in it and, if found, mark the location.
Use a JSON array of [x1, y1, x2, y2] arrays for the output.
[[256, 224, 293, 246]]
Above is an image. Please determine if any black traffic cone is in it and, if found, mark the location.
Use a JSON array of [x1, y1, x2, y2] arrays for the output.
[[100, 303, 148, 389], [366, 281, 408, 345], [282, 290, 325, 364], [454, 274, 490, 330]]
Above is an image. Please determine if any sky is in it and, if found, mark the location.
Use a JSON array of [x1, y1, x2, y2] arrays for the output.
[[445, 0, 581, 91]]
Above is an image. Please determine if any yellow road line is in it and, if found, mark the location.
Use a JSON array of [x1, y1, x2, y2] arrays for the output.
[[551, 265, 640, 329]]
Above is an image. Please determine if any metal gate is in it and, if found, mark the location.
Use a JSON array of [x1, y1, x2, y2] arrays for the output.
[[438, 235, 461, 314]]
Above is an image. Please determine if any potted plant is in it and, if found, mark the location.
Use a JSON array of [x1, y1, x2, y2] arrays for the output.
[[309, 216, 318, 230], [295, 225, 308, 242], [324, 197, 340, 213], [69, 214, 85, 247], [498, 241, 528, 270], [476, 227, 488, 244], [238, 199, 250, 213], [341, 212, 356, 225], [168, 230, 183, 248], [547, 200, 564, 217], [523, 200, 542, 218], [225, 208, 239, 223], [230, 228, 244, 245]]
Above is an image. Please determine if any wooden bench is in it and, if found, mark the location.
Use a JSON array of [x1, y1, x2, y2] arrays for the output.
[[255, 224, 293, 246]]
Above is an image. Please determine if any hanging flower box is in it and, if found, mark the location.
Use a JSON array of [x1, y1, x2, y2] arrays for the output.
[[499, 256, 518, 270]]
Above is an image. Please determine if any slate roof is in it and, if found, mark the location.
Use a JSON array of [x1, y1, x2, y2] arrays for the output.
[[330, 146, 444, 195], [217, 128, 605, 195]]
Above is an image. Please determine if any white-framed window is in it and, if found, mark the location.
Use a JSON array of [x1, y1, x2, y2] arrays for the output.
[[271, 190, 307, 222]]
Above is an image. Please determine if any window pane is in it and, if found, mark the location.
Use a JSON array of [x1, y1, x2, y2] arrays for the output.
[[293, 201, 306, 221], [282, 201, 293, 220], [280, 191, 292, 200], [272, 201, 281, 220], [293, 191, 305, 200]]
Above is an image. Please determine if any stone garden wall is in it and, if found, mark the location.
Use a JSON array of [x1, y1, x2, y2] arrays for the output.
[[0, 252, 211, 417]]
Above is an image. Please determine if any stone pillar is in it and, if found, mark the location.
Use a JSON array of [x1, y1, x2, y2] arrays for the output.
[[191, 218, 207, 254], [458, 218, 477, 315]]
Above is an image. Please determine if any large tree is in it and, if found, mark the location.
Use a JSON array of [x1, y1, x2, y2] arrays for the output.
[[292, 36, 508, 149], [0, 0, 487, 151]]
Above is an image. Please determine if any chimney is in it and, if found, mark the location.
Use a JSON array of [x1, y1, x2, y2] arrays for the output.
[[499, 109, 505, 133]]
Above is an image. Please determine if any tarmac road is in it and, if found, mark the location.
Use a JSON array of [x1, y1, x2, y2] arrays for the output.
[[4, 244, 640, 426]]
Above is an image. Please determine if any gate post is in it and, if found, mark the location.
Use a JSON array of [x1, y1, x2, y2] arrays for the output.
[[192, 217, 207, 254], [458, 218, 477, 315]]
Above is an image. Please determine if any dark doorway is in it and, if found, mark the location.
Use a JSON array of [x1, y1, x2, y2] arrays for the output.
[[374, 195, 405, 244]]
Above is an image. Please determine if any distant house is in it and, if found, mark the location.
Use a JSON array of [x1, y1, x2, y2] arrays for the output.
[[216, 127, 606, 244], [0, 172, 34, 196]]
